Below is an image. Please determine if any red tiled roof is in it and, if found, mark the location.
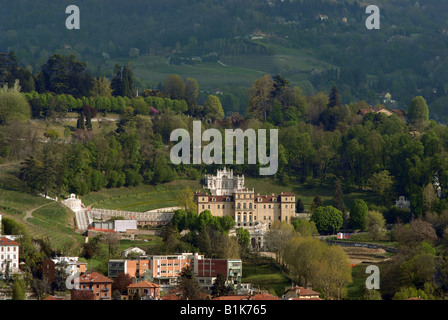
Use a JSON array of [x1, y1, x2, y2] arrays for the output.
[[285, 286, 320, 298], [212, 295, 249, 300], [0, 237, 20, 246], [127, 281, 160, 289], [358, 108, 373, 116], [78, 272, 113, 283], [161, 293, 181, 300], [250, 293, 280, 300], [44, 295, 63, 300]]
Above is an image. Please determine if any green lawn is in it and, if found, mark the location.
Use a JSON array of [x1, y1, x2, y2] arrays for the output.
[[245, 177, 381, 211], [83, 174, 382, 214], [104, 56, 262, 93], [82, 179, 202, 211], [242, 259, 291, 297], [346, 264, 367, 300], [102, 40, 335, 93]]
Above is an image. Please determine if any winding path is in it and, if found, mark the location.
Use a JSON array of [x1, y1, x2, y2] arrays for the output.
[[24, 202, 54, 221]]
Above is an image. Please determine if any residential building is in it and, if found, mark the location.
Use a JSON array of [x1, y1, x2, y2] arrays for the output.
[[42, 257, 87, 284], [212, 292, 280, 300], [108, 253, 243, 293], [71, 272, 113, 300], [0, 236, 20, 278], [358, 106, 406, 121], [251, 292, 281, 300], [282, 286, 321, 300], [122, 247, 146, 258], [195, 257, 242, 292], [108, 258, 150, 279], [140, 253, 196, 286], [124, 281, 161, 300]]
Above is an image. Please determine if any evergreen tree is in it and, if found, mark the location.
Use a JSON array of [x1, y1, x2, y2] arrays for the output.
[[296, 197, 305, 213], [85, 108, 92, 130], [178, 266, 202, 300], [12, 277, 26, 300], [211, 273, 228, 298], [122, 65, 135, 98], [76, 112, 85, 130], [111, 64, 124, 97], [333, 179, 346, 213], [327, 85, 342, 109], [310, 195, 323, 212]]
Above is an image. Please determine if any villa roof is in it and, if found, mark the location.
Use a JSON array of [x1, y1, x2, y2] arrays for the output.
[[78, 272, 113, 283], [127, 281, 160, 289], [0, 237, 20, 246]]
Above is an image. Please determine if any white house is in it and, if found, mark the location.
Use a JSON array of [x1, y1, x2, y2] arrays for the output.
[[51, 256, 87, 276], [0, 237, 20, 278], [114, 220, 137, 233], [122, 247, 146, 258]]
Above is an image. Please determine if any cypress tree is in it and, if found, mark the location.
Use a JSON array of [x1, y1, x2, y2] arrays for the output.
[[85, 108, 92, 130], [327, 85, 342, 109], [77, 112, 85, 130], [333, 178, 346, 213]]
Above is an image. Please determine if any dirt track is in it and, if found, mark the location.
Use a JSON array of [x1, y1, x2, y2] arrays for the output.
[[342, 247, 388, 265]]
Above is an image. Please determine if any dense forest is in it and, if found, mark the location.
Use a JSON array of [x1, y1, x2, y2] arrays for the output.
[[2, 0, 448, 123], [1, 51, 447, 225]]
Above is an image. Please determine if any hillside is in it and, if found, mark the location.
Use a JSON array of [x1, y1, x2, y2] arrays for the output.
[[2, 0, 448, 122]]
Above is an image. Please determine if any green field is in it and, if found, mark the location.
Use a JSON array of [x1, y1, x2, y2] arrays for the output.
[[102, 40, 334, 94], [82, 178, 202, 211], [0, 162, 83, 250], [244, 177, 381, 211], [105, 56, 262, 93], [82, 174, 381, 213], [242, 259, 291, 297]]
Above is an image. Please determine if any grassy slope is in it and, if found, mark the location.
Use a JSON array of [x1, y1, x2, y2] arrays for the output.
[[242, 259, 291, 297], [0, 162, 83, 250], [82, 178, 202, 211], [103, 40, 335, 93]]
